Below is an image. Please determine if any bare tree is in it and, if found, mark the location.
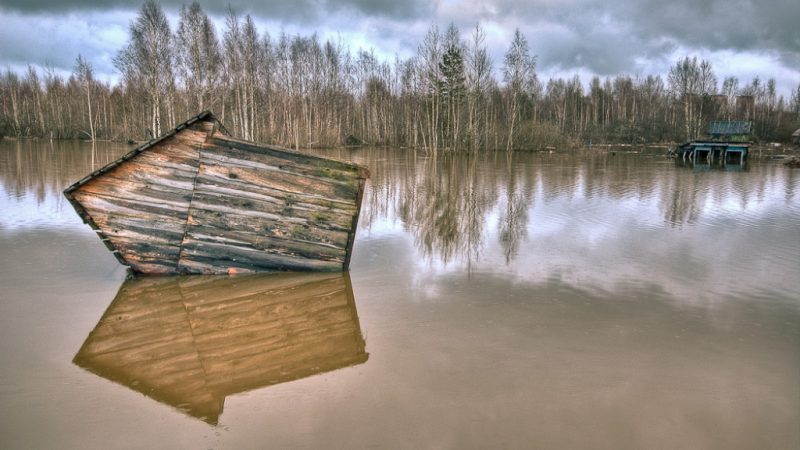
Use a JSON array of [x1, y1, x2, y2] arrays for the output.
[[668, 56, 701, 140], [74, 55, 96, 141], [115, 0, 174, 138], [721, 76, 739, 120], [418, 25, 442, 153], [791, 83, 800, 121], [465, 24, 492, 151], [24, 66, 46, 137], [175, 2, 221, 113], [502, 28, 536, 150], [4, 69, 21, 136]]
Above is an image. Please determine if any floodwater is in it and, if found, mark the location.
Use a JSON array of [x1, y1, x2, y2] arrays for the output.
[[1, 140, 798, 449]]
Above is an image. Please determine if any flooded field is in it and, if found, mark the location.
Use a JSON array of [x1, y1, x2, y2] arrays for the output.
[[1, 140, 798, 449]]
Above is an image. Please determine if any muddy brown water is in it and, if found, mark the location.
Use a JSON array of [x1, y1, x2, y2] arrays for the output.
[[1, 140, 798, 449]]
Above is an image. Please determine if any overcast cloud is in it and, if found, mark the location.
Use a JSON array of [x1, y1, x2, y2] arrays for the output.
[[1, 0, 798, 96]]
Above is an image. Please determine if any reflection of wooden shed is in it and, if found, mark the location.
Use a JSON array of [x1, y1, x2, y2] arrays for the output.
[[64, 111, 369, 275], [73, 272, 368, 424]]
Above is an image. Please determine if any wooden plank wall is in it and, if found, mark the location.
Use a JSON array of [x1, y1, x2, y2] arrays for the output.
[[73, 272, 367, 424], [70, 120, 214, 274], [68, 115, 368, 274], [177, 135, 367, 273]]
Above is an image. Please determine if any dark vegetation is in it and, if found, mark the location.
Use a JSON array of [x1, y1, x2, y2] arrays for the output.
[[1, 0, 799, 151]]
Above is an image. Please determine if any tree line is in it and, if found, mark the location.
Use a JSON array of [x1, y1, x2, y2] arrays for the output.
[[1, 0, 799, 150]]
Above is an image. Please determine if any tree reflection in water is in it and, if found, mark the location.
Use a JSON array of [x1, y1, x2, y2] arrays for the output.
[[352, 147, 794, 268]]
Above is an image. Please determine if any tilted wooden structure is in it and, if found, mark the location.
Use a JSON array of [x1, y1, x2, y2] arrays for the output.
[[64, 111, 369, 274], [73, 272, 368, 424], [675, 121, 752, 165]]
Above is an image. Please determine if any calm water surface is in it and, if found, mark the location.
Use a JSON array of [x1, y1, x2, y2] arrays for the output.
[[1, 140, 798, 449]]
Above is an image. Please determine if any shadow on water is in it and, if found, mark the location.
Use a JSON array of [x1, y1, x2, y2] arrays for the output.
[[73, 272, 367, 425]]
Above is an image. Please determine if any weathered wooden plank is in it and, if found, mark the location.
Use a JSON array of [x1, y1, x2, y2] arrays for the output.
[[86, 242, 181, 273], [184, 218, 346, 254], [71, 189, 187, 274], [82, 157, 199, 189], [86, 136, 202, 182], [132, 137, 202, 162], [111, 250, 182, 274], [72, 192, 191, 223], [186, 199, 349, 244], [75, 178, 195, 208], [171, 127, 212, 145], [195, 169, 356, 216], [186, 118, 215, 133], [183, 223, 345, 260], [197, 151, 360, 201], [210, 135, 366, 175], [178, 238, 342, 274]]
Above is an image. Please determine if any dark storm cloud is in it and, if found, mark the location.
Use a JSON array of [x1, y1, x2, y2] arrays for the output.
[[0, 0, 433, 22], [0, 0, 432, 82], [472, 0, 799, 75], [0, 10, 127, 81], [618, 0, 800, 61], [3, 0, 795, 64], [0, 0, 114, 12]]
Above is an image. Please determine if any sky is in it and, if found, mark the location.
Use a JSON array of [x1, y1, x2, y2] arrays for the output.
[[1, 0, 798, 97]]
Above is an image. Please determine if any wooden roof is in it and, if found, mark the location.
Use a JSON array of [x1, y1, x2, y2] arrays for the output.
[[708, 121, 752, 137]]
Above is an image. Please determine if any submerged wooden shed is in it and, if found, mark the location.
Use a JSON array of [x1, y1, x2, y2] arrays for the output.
[[64, 111, 369, 275], [73, 272, 368, 424], [674, 120, 753, 165]]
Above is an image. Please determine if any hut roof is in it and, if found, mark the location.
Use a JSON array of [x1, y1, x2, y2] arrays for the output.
[[708, 121, 752, 137]]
